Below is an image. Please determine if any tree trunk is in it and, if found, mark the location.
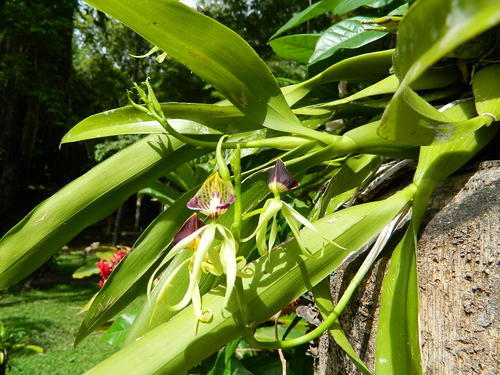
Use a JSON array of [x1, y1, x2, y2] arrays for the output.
[[0, 0, 75, 232], [316, 160, 499, 375]]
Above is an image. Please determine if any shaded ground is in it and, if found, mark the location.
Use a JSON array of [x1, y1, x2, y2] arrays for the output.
[[0, 251, 141, 375]]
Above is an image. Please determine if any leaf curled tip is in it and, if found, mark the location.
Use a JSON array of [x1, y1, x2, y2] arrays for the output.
[[129, 46, 160, 59], [216, 135, 231, 182]]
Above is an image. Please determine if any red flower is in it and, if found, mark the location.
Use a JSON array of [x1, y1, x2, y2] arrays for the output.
[[97, 249, 129, 288]]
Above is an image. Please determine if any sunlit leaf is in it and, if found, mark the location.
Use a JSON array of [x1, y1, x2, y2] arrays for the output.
[[269, 34, 320, 63], [84, 0, 332, 144], [0, 135, 205, 290], [310, 65, 459, 111], [472, 64, 500, 119], [378, 0, 500, 144], [375, 224, 421, 375], [72, 259, 100, 279], [412, 99, 497, 224], [283, 49, 393, 106], [271, 0, 393, 39], [394, 0, 500, 85], [309, 17, 387, 64], [271, 1, 337, 39], [61, 103, 259, 144], [100, 314, 136, 347]]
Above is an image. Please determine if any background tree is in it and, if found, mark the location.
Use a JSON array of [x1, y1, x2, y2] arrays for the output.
[[0, 0, 77, 232]]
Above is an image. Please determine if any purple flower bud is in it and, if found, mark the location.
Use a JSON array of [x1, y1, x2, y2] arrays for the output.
[[172, 214, 205, 248], [187, 173, 236, 218], [268, 159, 298, 195]]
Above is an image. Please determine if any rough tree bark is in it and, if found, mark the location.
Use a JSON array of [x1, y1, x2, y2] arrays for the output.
[[316, 160, 499, 375]]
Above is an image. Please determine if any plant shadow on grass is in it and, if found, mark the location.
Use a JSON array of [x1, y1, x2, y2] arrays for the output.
[[0, 256, 118, 375]]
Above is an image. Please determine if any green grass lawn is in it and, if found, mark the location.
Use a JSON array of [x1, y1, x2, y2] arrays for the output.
[[0, 252, 140, 375]]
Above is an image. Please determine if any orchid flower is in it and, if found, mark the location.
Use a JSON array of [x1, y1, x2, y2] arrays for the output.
[[149, 173, 247, 322], [244, 159, 345, 256], [187, 173, 235, 219]]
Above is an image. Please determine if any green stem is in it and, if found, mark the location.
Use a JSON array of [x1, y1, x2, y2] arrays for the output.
[[249, 204, 410, 349], [150, 110, 314, 150], [231, 145, 242, 241], [242, 208, 266, 221], [234, 277, 260, 347]]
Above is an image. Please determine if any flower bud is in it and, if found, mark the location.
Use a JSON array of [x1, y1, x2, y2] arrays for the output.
[[268, 159, 298, 195], [172, 214, 205, 248]]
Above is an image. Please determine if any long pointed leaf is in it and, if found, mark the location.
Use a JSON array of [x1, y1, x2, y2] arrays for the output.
[[375, 224, 421, 375], [61, 103, 259, 144], [84, 0, 330, 143], [0, 135, 205, 289]]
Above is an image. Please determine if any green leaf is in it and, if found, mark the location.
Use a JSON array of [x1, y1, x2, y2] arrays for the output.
[[100, 314, 136, 347], [379, 87, 454, 145], [309, 17, 387, 64], [365, 0, 395, 8], [84, 186, 415, 375], [380, 86, 494, 146], [72, 259, 100, 279], [283, 49, 394, 106], [138, 181, 181, 205], [412, 99, 497, 225], [375, 224, 422, 375], [473, 64, 500, 119], [330, 323, 371, 375], [95, 248, 118, 261], [344, 121, 418, 160], [0, 135, 205, 290], [334, 0, 391, 14], [312, 280, 371, 375], [311, 65, 459, 110], [271, 0, 390, 39], [269, 34, 320, 63], [84, 0, 331, 144], [394, 0, 500, 85], [378, 0, 500, 144], [24, 345, 44, 354], [255, 319, 308, 342], [61, 103, 258, 144], [271, 1, 338, 39], [310, 154, 382, 220]]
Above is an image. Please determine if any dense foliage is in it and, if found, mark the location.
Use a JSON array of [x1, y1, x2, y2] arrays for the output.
[[0, 0, 499, 374]]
